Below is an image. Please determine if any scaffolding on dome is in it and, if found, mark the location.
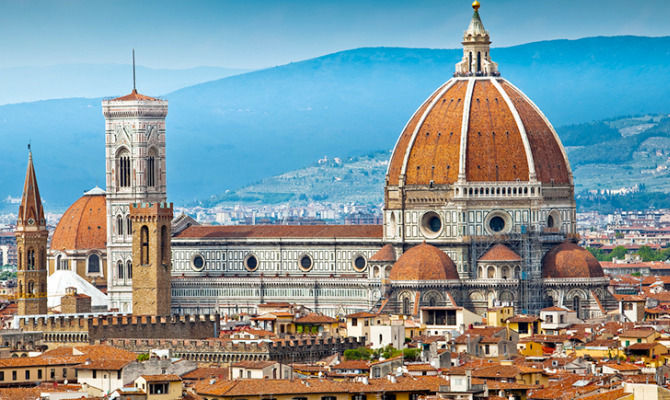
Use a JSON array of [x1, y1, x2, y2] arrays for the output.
[[466, 229, 562, 315]]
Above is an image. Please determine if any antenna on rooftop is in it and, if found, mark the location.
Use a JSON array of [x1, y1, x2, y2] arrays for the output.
[[132, 49, 136, 92]]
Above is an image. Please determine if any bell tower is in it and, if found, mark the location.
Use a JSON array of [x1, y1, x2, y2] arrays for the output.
[[102, 56, 168, 313], [130, 202, 173, 316], [16, 148, 48, 315]]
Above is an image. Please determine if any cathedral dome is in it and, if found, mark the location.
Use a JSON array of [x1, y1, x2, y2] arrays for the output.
[[386, 3, 571, 189], [541, 241, 604, 279], [389, 243, 459, 281], [386, 78, 571, 187], [51, 188, 107, 252]]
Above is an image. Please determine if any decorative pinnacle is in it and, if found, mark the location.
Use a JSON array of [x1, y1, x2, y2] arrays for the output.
[[472, 0, 480, 11]]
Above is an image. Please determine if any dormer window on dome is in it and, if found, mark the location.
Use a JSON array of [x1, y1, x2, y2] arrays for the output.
[[455, 1, 499, 77]]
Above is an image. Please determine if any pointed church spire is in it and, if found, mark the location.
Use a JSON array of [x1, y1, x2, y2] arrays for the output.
[[455, 1, 499, 77], [17, 145, 45, 229]]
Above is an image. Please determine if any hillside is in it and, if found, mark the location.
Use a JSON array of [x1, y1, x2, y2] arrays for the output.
[[204, 114, 670, 209], [2, 36, 670, 210]]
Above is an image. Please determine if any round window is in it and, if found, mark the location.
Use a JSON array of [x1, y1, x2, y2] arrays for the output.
[[299, 255, 313, 271], [489, 216, 505, 232], [245, 255, 258, 272], [420, 212, 442, 238], [353, 256, 367, 272], [191, 255, 205, 271]]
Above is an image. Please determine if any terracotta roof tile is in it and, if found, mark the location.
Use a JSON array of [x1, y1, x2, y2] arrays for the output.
[[478, 244, 521, 262], [542, 241, 604, 279], [51, 193, 106, 251], [176, 224, 382, 239], [370, 244, 396, 262], [294, 313, 338, 324], [389, 243, 459, 281], [111, 89, 160, 101]]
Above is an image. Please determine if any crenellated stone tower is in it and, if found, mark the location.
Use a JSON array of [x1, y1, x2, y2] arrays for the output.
[[130, 202, 173, 316], [16, 149, 48, 315], [103, 88, 168, 313]]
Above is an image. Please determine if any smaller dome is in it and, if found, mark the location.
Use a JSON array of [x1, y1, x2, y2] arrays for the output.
[[51, 191, 107, 252], [479, 244, 521, 262], [370, 244, 396, 262], [542, 241, 604, 279], [389, 243, 459, 281]]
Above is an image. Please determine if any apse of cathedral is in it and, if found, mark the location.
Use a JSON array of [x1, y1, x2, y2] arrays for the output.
[[41, 2, 616, 319]]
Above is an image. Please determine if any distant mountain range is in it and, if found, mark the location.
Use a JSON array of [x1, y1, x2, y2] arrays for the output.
[[2, 36, 670, 212], [200, 113, 670, 211]]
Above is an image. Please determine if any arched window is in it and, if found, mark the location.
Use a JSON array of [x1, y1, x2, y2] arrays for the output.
[[116, 215, 123, 236], [27, 249, 35, 270], [56, 255, 61, 271], [87, 254, 100, 274], [117, 150, 131, 188], [27, 281, 35, 295], [402, 297, 411, 315], [18, 250, 22, 270], [487, 266, 495, 279], [547, 215, 555, 228], [117, 261, 124, 280], [126, 260, 132, 280], [126, 216, 132, 236], [140, 226, 149, 265], [147, 148, 157, 188], [160, 225, 168, 265], [468, 52, 473, 73], [477, 51, 482, 73]]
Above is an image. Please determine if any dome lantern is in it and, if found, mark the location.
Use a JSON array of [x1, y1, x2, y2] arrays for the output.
[[455, 1, 499, 77]]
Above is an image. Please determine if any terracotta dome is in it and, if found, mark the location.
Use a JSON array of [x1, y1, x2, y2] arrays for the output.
[[51, 188, 107, 251], [389, 243, 459, 281], [542, 241, 604, 279], [387, 77, 571, 187]]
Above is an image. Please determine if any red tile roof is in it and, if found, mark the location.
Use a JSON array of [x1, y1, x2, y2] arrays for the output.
[[370, 244, 396, 262], [389, 243, 459, 281], [176, 224, 382, 239], [51, 193, 106, 251], [479, 244, 521, 262], [111, 89, 160, 101]]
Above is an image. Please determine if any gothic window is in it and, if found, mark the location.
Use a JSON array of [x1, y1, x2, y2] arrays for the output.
[[514, 266, 521, 279], [116, 215, 123, 236], [126, 216, 132, 236], [27, 248, 35, 270], [547, 215, 555, 228], [477, 51, 482, 73], [117, 261, 124, 280], [18, 250, 21, 270], [117, 150, 131, 188], [27, 281, 35, 295], [140, 226, 149, 265], [160, 225, 168, 265], [56, 255, 61, 271], [147, 148, 157, 188], [87, 254, 100, 274], [127, 260, 132, 280], [402, 297, 411, 315]]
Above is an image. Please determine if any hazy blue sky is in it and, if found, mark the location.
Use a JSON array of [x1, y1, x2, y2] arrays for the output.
[[0, 0, 667, 69]]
